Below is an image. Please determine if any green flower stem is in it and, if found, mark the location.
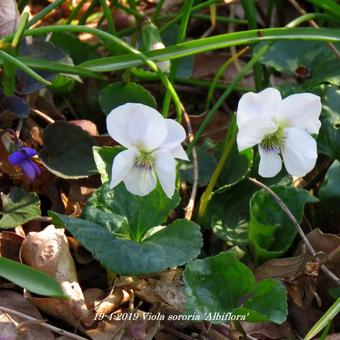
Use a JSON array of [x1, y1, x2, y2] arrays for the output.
[[304, 298, 340, 340], [187, 43, 271, 155], [79, 0, 99, 25], [197, 116, 237, 221], [28, 0, 65, 27], [241, 0, 263, 90], [152, 0, 166, 21], [162, 0, 193, 119], [12, 12, 29, 48], [159, 0, 218, 33], [205, 46, 249, 110], [99, 0, 116, 34], [114, 1, 144, 20], [66, 0, 87, 24]]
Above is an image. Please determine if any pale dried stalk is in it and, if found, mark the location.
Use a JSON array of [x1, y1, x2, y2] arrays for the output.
[[31, 108, 55, 124], [183, 109, 199, 220], [0, 306, 88, 340]]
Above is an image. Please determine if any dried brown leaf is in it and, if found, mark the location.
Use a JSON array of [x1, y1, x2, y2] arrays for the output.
[[20, 225, 92, 331], [0, 290, 54, 339]]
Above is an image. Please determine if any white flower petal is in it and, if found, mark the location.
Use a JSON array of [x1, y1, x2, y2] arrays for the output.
[[110, 148, 138, 189], [160, 119, 187, 150], [154, 150, 176, 198], [123, 164, 157, 196], [237, 87, 282, 127], [278, 93, 322, 134], [281, 127, 317, 177], [258, 146, 282, 178], [106, 103, 167, 151], [237, 118, 278, 151], [170, 145, 189, 161]]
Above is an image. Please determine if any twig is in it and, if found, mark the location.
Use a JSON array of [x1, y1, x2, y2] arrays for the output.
[[288, 0, 340, 59], [15, 118, 24, 138], [31, 108, 55, 124], [0, 306, 88, 340], [248, 177, 340, 286], [183, 109, 199, 220]]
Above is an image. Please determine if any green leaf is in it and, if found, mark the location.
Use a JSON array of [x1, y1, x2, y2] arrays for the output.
[[82, 183, 180, 241], [39, 121, 97, 179], [249, 185, 318, 263], [206, 181, 255, 245], [50, 211, 202, 275], [257, 41, 340, 86], [318, 86, 340, 160], [0, 187, 40, 229], [16, 37, 75, 94], [329, 287, 340, 299], [98, 82, 156, 115], [183, 252, 287, 323], [93, 146, 124, 183], [233, 279, 287, 324], [319, 160, 340, 209], [0, 257, 66, 298], [180, 146, 217, 187]]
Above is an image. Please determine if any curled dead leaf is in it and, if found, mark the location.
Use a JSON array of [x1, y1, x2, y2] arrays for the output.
[[20, 225, 92, 331], [254, 254, 306, 281]]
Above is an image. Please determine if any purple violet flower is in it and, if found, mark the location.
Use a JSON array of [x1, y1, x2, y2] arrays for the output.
[[8, 147, 41, 181]]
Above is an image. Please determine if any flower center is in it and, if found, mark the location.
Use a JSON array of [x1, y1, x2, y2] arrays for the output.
[[133, 151, 154, 171], [260, 125, 285, 152]]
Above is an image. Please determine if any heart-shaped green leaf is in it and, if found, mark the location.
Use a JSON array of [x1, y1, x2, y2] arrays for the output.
[[50, 211, 202, 275], [99, 82, 156, 115], [206, 181, 254, 245], [249, 185, 318, 263], [184, 252, 287, 324], [39, 121, 97, 179]]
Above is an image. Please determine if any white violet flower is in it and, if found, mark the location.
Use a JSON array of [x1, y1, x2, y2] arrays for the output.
[[236, 87, 322, 178], [106, 103, 189, 198]]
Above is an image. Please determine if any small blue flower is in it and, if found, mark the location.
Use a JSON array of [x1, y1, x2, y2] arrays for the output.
[[8, 147, 41, 181]]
